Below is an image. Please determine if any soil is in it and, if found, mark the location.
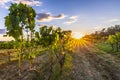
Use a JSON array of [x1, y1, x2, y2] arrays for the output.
[[0, 42, 120, 80], [72, 42, 120, 80]]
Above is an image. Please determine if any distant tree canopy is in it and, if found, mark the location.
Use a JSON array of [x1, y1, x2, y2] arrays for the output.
[[83, 25, 120, 52], [107, 32, 120, 51], [0, 41, 15, 49], [83, 25, 120, 42]]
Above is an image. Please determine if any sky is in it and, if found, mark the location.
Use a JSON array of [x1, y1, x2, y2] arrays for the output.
[[0, 0, 120, 41]]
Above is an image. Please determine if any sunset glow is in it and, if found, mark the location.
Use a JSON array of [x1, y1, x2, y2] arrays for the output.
[[72, 32, 84, 39]]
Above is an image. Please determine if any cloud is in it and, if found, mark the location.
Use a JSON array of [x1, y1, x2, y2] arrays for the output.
[[0, 0, 42, 9], [0, 0, 11, 9], [0, 29, 6, 34], [53, 14, 65, 19], [107, 19, 119, 23], [64, 16, 78, 25], [13, 0, 42, 6], [36, 13, 65, 22], [93, 26, 101, 30], [37, 24, 46, 27]]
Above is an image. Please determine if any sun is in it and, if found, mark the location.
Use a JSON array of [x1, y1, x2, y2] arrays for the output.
[[72, 32, 84, 39]]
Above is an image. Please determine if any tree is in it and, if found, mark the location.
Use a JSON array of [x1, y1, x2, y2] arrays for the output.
[[115, 32, 120, 51], [35, 26, 73, 79], [108, 32, 120, 52], [5, 3, 36, 79], [39, 26, 59, 80], [108, 35, 116, 51]]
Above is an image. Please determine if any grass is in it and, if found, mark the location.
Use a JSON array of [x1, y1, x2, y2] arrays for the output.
[[95, 42, 113, 53], [0, 49, 18, 64], [95, 42, 120, 57]]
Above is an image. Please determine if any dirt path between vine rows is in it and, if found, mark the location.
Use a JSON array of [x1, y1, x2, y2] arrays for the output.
[[72, 42, 120, 80], [0, 54, 43, 80], [0, 42, 120, 80]]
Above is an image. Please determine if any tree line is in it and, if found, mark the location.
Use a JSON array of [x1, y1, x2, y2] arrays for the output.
[[83, 25, 120, 52], [0, 41, 14, 49]]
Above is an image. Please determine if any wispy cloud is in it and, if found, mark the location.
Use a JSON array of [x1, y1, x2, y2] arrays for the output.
[[13, 0, 42, 6], [0, 29, 6, 34], [37, 24, 47, 28], [93, 26, 102, 30], [0, 0, 11, 9], [36, 13, 65, 22], [0, 0, 42, 9], [64, 16, 78, 25], [107, 19, 119, 23]]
